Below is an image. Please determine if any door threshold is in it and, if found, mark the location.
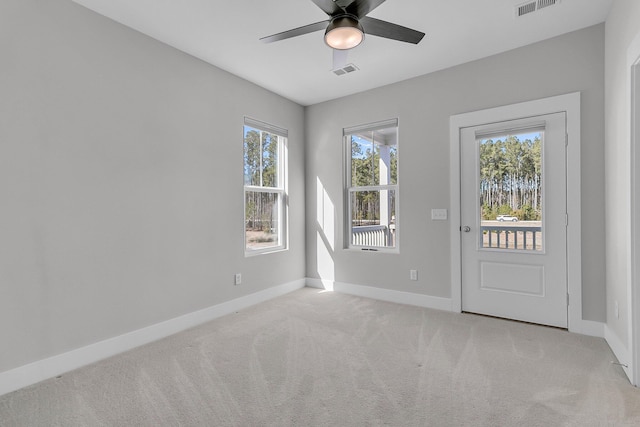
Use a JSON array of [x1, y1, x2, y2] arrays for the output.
[[462, 311, 568, 331]]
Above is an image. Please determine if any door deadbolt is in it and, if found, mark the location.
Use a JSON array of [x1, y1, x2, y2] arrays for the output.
[[462, 226, 471, 232]]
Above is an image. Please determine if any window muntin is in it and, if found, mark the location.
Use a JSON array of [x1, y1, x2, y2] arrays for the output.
[[243, 118, 287, 254], [345, 119, 398, 251]]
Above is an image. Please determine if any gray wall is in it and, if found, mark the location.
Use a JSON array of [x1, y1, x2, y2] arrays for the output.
[[0, 0, 610, 378], [305, 24, 606, 321], [604, 0, 640, 347], [0, 0, 305, 373]]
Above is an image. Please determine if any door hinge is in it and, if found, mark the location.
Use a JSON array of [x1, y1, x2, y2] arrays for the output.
[[565, 133, 569, 146], [565, 213, 568, 227], [567, 293, 570, 306]]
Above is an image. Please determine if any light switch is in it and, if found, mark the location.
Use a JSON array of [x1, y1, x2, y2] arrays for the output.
[[431, 209, 448, 220]]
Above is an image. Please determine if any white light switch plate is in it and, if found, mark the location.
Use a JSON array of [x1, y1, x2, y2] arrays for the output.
[[431, 209, 448, 220]]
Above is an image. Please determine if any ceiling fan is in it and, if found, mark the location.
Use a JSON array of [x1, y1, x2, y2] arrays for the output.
[[260, 0, 425, 71]]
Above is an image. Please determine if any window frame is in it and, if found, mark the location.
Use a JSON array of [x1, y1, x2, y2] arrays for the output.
[[243, 117, 288, 256], [344, 118, 399, 253]]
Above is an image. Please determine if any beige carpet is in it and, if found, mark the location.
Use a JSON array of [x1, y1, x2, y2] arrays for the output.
[[1, 287, 639, 426]]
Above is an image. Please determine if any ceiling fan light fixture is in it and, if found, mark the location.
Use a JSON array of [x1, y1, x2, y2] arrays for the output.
[[324, 16, 364, 50]]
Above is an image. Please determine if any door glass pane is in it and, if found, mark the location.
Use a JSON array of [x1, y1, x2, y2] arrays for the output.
[[350, 189, 396, 248], [478, 131, 543, 251]]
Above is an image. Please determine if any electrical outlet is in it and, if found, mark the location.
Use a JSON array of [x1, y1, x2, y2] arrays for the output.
[[234, 273, 242, 285], [410, 269, 418, 281]]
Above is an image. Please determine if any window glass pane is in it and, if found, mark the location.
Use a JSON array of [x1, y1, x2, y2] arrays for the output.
[[350, 189, 396, 248], [350, 128, 397, 187], [244, 127, 261, 186], [245, 191, 281, 251], [351, 133, 376, 186], [261, 132, 279, 188], [244, 127, 280, 189], [479, 131, 543, 251], [389, 145, 398, 186]]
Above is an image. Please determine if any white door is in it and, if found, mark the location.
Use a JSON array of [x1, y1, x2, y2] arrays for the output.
[[461, 113, 567, 328]]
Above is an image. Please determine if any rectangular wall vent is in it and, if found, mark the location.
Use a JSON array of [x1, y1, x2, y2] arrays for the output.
[[537, 0, 557, 9], [516, 0, 560, 17], [333, 63, 359, 76], [517, 1, 536, 16]]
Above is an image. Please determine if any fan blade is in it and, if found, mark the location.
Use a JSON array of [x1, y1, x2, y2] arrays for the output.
[[310, 0, 345, 16], [346, 0, 386, 19], [260, 20, 329, 43], [359, 16, 425, 44], [333, 49, 349, 70]]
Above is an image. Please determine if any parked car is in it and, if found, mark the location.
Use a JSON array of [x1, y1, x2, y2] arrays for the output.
[[497, 215, 518, 222]]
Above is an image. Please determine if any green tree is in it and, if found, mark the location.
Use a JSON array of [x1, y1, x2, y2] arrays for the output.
[[244, 129, 261, 186], [261, 132, 278, 188], [479, 134, 542, 220]]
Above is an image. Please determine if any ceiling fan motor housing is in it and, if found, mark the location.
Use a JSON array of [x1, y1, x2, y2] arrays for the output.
[[324, 15, 364, 50]]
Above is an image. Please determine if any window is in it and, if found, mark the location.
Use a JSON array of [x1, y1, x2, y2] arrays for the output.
[[243, 118, 287, 255], [344, 119, 398, 251]]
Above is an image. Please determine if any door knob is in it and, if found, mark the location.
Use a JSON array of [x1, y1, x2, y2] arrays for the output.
[[462, 226, 471, 232]]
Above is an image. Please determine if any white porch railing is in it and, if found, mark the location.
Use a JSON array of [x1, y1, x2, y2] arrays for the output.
[[480, 225, 542, 251], [352, 225, 392, 247]]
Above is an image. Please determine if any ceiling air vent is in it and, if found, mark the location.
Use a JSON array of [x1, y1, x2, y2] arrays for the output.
[[515, 0, 560, 17], [333, 63, 359, 76], [516, 1, 536, 17], [537, 0, 558, 10]]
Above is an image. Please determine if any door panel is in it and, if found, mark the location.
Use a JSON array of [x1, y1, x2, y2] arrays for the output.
[[461, 113, 567, 328], [480, 262, 544, 296]]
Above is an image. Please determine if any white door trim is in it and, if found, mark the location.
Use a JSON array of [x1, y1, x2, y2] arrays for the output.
[[628, 30, 640, 386], [450, 93, 582, 332]]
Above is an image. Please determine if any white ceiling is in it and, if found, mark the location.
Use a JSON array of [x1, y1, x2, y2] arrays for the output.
[[72, 0, 612, 106]]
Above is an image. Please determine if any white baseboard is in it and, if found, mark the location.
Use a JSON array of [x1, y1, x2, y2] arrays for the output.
[[604, 324, 632, 382], [306, 278, 609, 339], [305, 278, 336, 291], [0, 279, 306, 397], [306, 278, 453, 312]]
